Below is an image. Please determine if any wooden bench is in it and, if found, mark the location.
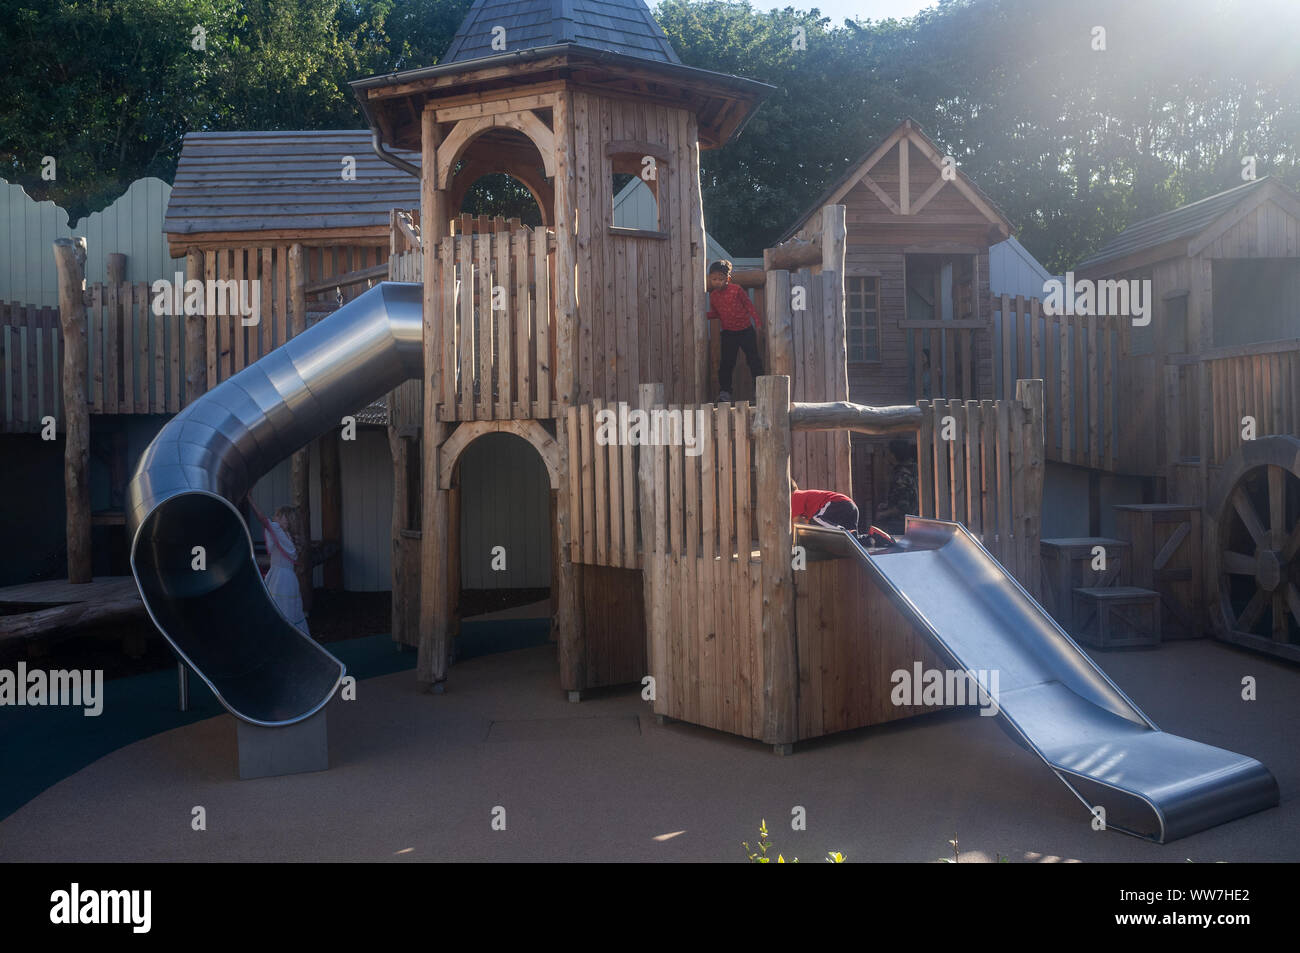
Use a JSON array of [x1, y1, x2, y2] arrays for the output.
[[1072, 586, 1162, 648]]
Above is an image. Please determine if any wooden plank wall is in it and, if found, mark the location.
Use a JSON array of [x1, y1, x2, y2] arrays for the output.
[[569, 90, 704, 407], [1166, 342, 1300, 469], [795, 555, 948, 738], [916, 381, 1044, 597], [770, 267, 853, 496], [0, 301, 62, 433], [577, 564, 647, 690], [648, 550, 763, 738], [991, 292, 1120, 472], [202, 244, 294, 389], [83, 281, 187, 415], [437, 226, 555, 422]]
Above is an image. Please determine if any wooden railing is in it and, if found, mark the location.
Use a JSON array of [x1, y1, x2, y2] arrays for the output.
[[917, 379, 1044, 597], [1, 301, 62, 433], [1165, 339, 1300, 481], [992, 293, 1120, 471], [85, 282, 190, 414], [435, 226, 556, 422], [904, 319, 982, 401], [450, 213, 526, 236]]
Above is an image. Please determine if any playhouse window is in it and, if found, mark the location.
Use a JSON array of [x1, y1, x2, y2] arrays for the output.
[[847, 277, 881, 362], [609, 152, 664, 236]]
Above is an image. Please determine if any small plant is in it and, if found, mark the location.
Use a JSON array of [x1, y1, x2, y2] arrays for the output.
[[939, 834, 960, 863], [741, 820, 846, 863]]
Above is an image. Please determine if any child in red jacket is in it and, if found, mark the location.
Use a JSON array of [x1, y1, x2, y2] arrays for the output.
[[707, 260, 763, 402]]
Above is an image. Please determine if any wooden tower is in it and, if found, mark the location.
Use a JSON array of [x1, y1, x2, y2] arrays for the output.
[[352, 0, 772, 691]]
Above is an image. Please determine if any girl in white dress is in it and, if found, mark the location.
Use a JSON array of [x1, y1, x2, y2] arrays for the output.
[[248, 498, 310, 636]]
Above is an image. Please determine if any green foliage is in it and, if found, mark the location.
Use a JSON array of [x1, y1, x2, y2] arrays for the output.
[[2, 0, 1296, 267], [742, 818, 845, 863]]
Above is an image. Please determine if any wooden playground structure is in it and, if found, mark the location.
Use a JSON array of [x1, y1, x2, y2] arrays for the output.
[[2, 0, 1297, 749]]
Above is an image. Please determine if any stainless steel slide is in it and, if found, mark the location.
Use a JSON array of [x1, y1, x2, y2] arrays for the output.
[[797, 518, 1279, 843], [127, 282, 424, 726]]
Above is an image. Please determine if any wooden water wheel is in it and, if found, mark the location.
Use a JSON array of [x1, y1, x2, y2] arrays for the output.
[[1206, 435, 1300, 661]]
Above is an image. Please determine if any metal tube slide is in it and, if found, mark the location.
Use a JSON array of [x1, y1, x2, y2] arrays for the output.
[[796, 518, 1279, 843], [127, 282, 424, 726]]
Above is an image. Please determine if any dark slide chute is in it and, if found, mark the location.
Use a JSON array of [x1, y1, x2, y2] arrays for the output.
[[127, 282, 424, 726]]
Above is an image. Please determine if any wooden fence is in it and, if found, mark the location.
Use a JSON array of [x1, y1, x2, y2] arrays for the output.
[[1, 301, 62, 433], [85, 282, 189, 414], [992, 294, 1120, 471], [434, 226, 556, 422], [904, 319, 982, 401], [1165, 340, 1300, 493], [916, 379, 1045, 597], [764, 267, 852, 496]]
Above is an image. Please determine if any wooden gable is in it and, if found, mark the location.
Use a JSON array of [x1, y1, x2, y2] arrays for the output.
[[782, 120, 1011, 248]]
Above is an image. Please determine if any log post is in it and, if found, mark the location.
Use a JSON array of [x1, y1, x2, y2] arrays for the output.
[[553, 88, 577, 406], [54, 238, 92, 583], [184, 248, 206, 405], [764, 269, 793, 379], [553, 409, 583, 691], [637, 382, 666, 713], [1016, 379, 1045, 600], [288, 243, 312, 613], [417, 105, 452, 689], [756, 375, 795, 748], [820, 205, 846, 276], [319, 430, 343, 589]]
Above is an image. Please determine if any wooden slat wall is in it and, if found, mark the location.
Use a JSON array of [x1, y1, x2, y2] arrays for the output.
[[795, 555, 949, 738], [916, 384, 1044, 596], [620, 400, 756, 565], [0, 301, 62, 433], [438, 226, 556, 422], [1166, 343, 1300, 470], [78, 283, 188, 415], [991, 292, 1120, 471], [768, 267, 853, 496]]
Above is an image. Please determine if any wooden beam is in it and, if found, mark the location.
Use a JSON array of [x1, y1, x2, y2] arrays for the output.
[[319, 430, 343, 589], [898, 137, 910, 215], [789, 401, 922, 434], [910, 175, 948, 215], [53, 238, 91, 583], [184, 248, 206, 404], [823, 124, 910, 209], [0, 595, 144, 641], [756, 375, 796, 747], [763, 242, 821, 272], [434, 91, 556, 124]]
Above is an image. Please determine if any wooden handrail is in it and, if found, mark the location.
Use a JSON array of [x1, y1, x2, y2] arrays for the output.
[[1165, 338, 1300, 365], [789, 401, 921, 434], [303, 262, 390, 295]]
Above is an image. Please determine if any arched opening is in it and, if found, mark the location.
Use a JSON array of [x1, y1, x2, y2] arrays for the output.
[[445, 127, 554, 229], [448, 429, 557, 662]]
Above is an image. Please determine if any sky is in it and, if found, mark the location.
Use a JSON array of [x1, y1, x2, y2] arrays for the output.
[[760, 0, 940, 23]]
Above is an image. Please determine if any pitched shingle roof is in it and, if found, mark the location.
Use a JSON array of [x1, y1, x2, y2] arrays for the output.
[[1076, 178, 1272, 271], [443, 0, 680, 67], [165, 131, 421, 237]]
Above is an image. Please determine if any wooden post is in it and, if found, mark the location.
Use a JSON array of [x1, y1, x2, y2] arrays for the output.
[[756, 375, 795, 748], [319, 430, 343, 589], [54, 238, 92, 583], [764, 269, 793, 379], [554, 409, 583, 691], [184, 248, 206, 405], [287, 243, 312, 612], [820, 205, 846, 277], [552, 89, 576, 407], [106, 253, 126, 288], [1016, 379, 1044, 600], [417, 106, 453, 689], [637, 382, 666, 712]]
